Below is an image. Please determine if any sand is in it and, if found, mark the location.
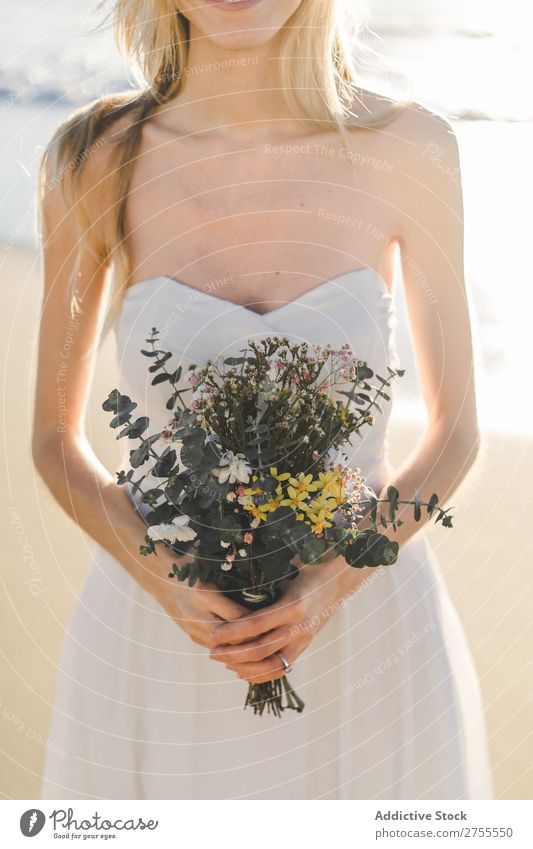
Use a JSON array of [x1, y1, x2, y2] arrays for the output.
[[1, 245, 531, 800]]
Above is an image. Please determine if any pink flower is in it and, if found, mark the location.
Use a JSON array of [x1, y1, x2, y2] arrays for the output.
[[243, 532, 253, 544]]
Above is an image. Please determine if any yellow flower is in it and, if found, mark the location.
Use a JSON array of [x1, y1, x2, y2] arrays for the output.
[[309, 493, 337, 518], [306, 508, 334, 536], [280, 486, 310, 512], [243, 494, 281, 522], [288, 472, 320, 495], [269, 467, 291, 482], [243, 502, 269, 523], [317, 470, 345, 504]]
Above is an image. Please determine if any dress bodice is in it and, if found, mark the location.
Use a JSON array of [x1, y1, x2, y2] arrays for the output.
[[113, 269, 398, 484]]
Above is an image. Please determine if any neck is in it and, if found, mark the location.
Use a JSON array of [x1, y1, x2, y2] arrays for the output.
[[165, 28, 299, 138]]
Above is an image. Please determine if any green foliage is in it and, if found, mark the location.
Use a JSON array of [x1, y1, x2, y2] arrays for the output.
[[102, 333, 453, 608], [344, 530, 399, 568]]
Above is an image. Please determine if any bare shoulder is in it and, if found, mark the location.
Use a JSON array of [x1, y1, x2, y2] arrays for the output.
[[350, 88, 457, 147], [39, 90, 142, 248], [393, 98, 459, 157], [41, 90, 140, 192], [352, 91, 462, 196], [381, 96, 460, 182]]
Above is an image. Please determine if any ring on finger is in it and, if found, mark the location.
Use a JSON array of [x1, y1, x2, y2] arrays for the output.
[[277, 651, 292, 674]]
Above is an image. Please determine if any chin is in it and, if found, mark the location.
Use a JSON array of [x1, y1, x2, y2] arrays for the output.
[[178, 0, 303, 51], [203, 28, 281, 52]]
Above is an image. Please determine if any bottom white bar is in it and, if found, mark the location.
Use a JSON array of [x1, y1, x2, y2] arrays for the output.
[[1, 799, 532, 848]]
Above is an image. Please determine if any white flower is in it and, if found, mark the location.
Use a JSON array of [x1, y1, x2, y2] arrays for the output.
[[191, 383, 208, 403], [220, 540, 231, 549], [147, 514, 196, 543], [221, 560, 233, 571], [213, 451, 252, 484], [226, 491, 236, 502], [238, 549, 247, 558]]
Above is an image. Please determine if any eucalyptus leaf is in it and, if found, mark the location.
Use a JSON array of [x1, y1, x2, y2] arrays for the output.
[[117, 416, 150, 439], [153, 449, 177, 477], [180, 443, 204, 470]]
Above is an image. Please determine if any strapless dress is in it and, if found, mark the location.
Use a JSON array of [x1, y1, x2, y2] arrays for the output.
[[41, 268, 493, 799]]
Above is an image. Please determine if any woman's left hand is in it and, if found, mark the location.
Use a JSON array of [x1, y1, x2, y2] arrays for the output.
[[209, 556, 372, 683]]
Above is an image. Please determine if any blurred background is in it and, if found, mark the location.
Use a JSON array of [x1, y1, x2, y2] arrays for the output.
[[1, 0, 531, 799]]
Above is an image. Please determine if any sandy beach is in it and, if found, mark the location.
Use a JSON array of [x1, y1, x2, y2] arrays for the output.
[[1, 245, 531, 800]]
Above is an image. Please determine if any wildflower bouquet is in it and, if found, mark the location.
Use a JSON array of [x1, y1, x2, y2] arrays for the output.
[[103, 331, 453, 716]]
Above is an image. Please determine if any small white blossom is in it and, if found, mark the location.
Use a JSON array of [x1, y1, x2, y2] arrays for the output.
[[147, 514, 196, 543], [213, 451, 252, 484], [220, 540, 231, 549], [221, 561, 233, 571], [191, 383, 208, 403], [238, 549, 247, 557], [226, 491, 236, 502]]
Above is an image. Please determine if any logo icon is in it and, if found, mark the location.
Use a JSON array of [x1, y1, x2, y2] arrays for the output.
[[20, 809, 46, 837]]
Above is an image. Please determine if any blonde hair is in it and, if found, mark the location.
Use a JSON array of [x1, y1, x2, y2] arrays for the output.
[[38, 0, 408, 335]]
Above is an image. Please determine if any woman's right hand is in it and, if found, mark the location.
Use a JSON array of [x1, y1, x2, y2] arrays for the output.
[[138, 552, 250, 649]]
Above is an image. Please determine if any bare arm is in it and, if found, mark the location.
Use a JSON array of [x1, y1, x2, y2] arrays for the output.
[[376, 107, 480, 545], [32, 122, 247, 642], [32, 134, 150, 585]]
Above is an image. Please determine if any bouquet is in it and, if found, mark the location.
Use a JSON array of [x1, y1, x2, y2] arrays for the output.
[[103, 331, 453, 716]]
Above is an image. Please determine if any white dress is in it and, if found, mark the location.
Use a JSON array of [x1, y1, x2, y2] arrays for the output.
[[41, 269, 493, 800]]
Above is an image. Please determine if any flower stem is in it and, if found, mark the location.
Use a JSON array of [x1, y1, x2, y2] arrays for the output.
[[245, 676, 304, 717], [281, 675, 305, 712]]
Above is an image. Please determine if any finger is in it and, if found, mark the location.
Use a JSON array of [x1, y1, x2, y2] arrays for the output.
[[229, 646, 296, 685], [197, 585, 249, 622], [183, 623, 213, 648], [212, 597, 302, 645], [210, 595, 250, 622], [209, 625, 290, 665]]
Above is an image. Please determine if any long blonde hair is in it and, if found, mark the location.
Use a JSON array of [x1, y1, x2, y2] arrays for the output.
[[38, 0, 407, 334]]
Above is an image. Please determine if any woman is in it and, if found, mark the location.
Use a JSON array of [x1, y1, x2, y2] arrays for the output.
[[34, 0, 493, 799]]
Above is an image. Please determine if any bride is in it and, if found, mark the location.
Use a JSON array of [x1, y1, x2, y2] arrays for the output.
[[33, 0, 493, 799]]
